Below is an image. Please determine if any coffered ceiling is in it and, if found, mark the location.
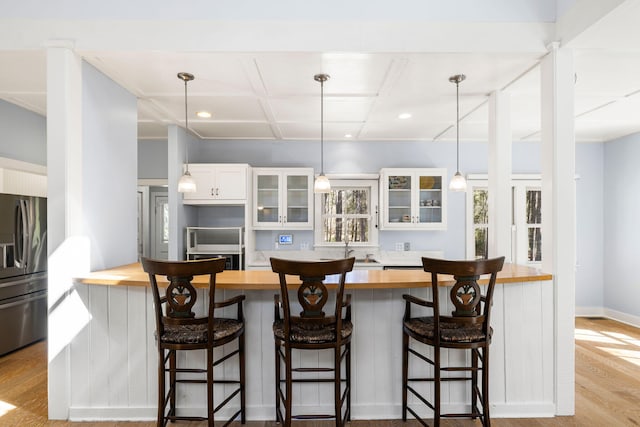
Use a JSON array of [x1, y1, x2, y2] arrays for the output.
[[1, 2, 640, 144]]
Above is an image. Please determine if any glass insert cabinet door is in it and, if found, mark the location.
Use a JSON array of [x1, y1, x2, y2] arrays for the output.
[[256, 174, 280, 223], [285, 174, 309, 224], [253, 168, 314, 230], [381, 168, 447, 230]]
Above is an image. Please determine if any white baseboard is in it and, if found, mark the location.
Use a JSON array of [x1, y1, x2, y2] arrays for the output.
[[575, 306, 640, 329], [575, 306, 606, 317], [603, 309, 640, 328]]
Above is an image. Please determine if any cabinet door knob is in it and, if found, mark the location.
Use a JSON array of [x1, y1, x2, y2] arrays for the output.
[[283, 216, 287, 223], [210, 188, 215, 196]]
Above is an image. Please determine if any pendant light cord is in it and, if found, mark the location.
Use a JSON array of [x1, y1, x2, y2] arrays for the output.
[[184, 77, 190, 172], [455, 79, 460, 173], [320, 77, 325, 175]]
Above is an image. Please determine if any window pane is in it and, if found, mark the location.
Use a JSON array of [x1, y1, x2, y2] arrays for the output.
[[322, 186, 371, 244], [475, 227, 488, 259], [526, 189, 542, 224], [162, 202, 169, 243], [473, 189, 488, 225], [528, 227, 542, 262]]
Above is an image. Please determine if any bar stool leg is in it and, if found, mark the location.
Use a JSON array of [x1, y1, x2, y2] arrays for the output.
[[157, 348, 165, 425], [402, 332, 408, 421], [207, 347, 214, 427], [483, 346, 491, 427], [169, 350, 177, 419], [346, 341, 352, 422], [239, 333, 246, 424], [274, 342, 281, 424], [334, 346, 342, 427], [284, 346, 293, 427]]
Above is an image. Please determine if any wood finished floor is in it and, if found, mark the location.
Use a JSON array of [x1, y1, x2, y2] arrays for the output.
[[1, 317, 639, 426]]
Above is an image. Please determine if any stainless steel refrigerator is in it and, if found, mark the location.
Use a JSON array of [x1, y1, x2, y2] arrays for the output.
[[0, 194, 47, 356]]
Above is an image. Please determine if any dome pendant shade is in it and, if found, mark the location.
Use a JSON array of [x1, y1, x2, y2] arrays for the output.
[[314, 173, 331, 193], [449, 171, 467, 192], [178, 170, 197, 193]]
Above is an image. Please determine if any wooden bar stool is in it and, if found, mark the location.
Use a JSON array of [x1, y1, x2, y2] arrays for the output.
[[141, 257, 246, 427], [270, 257, 355, 427], [402, 256, 505, 427]]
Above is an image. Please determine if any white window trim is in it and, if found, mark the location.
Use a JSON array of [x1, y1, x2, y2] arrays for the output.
[[314, 179, 379, 248]]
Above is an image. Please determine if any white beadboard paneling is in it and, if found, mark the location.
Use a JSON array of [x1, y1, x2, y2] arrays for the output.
[[70, 285, 91, 408], [88, 285, 110, 407], [127, 286, 149, 406], [108, 286, 129, 406], [70, 280, 555, 420], [541, 282, 555, 403], [490, 284, 506, 404]]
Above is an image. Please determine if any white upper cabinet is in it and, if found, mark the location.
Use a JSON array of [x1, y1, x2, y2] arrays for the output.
[[253, 168, 313, 229], [380, 168, 447, 230], [182, 164, 250, 204]]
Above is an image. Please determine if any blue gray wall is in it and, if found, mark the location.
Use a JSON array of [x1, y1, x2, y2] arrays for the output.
[[138, 139, 168, 179], [604, 133, 640, 319], [81, 61, 138, 269], [0, 99, 46, 165]]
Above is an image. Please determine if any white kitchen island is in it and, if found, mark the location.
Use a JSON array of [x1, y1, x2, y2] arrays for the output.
[[70, 263, 554, 421]]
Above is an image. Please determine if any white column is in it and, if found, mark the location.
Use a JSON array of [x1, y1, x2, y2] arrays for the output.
[[46, 43, 88, 420], [540, 43, 576, 416], [488, 90, 513, 261]]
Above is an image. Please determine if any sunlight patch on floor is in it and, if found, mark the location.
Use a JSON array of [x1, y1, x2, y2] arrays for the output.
[[575, 328, 619, 344], [0, 400, 16, 417], [597, 346, 640, 367], [601, 331, 640, 347]]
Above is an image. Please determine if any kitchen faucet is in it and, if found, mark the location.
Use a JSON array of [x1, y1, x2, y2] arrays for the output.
[[344, 237, 355, 259]]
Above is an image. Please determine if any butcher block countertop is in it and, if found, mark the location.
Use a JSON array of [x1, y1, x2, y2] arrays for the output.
[[73, 261, 552, 290]]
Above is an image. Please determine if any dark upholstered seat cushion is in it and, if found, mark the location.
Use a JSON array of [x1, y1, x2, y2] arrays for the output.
[[404, 316, 491, 343], [160, 318, 243, 344], [273, 320, 353, 344]]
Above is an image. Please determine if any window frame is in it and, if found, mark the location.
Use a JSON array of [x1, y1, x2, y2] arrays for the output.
[[314, 179, 379, 248]]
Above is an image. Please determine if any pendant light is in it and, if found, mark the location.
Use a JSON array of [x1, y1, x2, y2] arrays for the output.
[[177, 72, 196, 193], [313, 73, 331, 193], [449, 74, 467, 192]]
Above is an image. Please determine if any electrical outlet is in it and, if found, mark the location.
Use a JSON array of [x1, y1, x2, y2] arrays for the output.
[[404, 242, 410, 251], [395, 242, 404, 251]]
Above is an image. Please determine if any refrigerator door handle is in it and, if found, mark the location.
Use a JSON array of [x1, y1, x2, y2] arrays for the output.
[[0, 291, 47, 310], [14, 200, 29, 269]]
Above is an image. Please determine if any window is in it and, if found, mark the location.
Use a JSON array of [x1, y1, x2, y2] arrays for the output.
[[466, 177, 542, 265], [315, 179, 379, 246], [525, 188, 542, 262], [473, 188, 489, 260]]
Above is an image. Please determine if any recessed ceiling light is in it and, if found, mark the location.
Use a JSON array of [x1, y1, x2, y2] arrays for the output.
[[196, 111, 211, 118], [344, 133, 353, 138], [398, 113, 412, 119]]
